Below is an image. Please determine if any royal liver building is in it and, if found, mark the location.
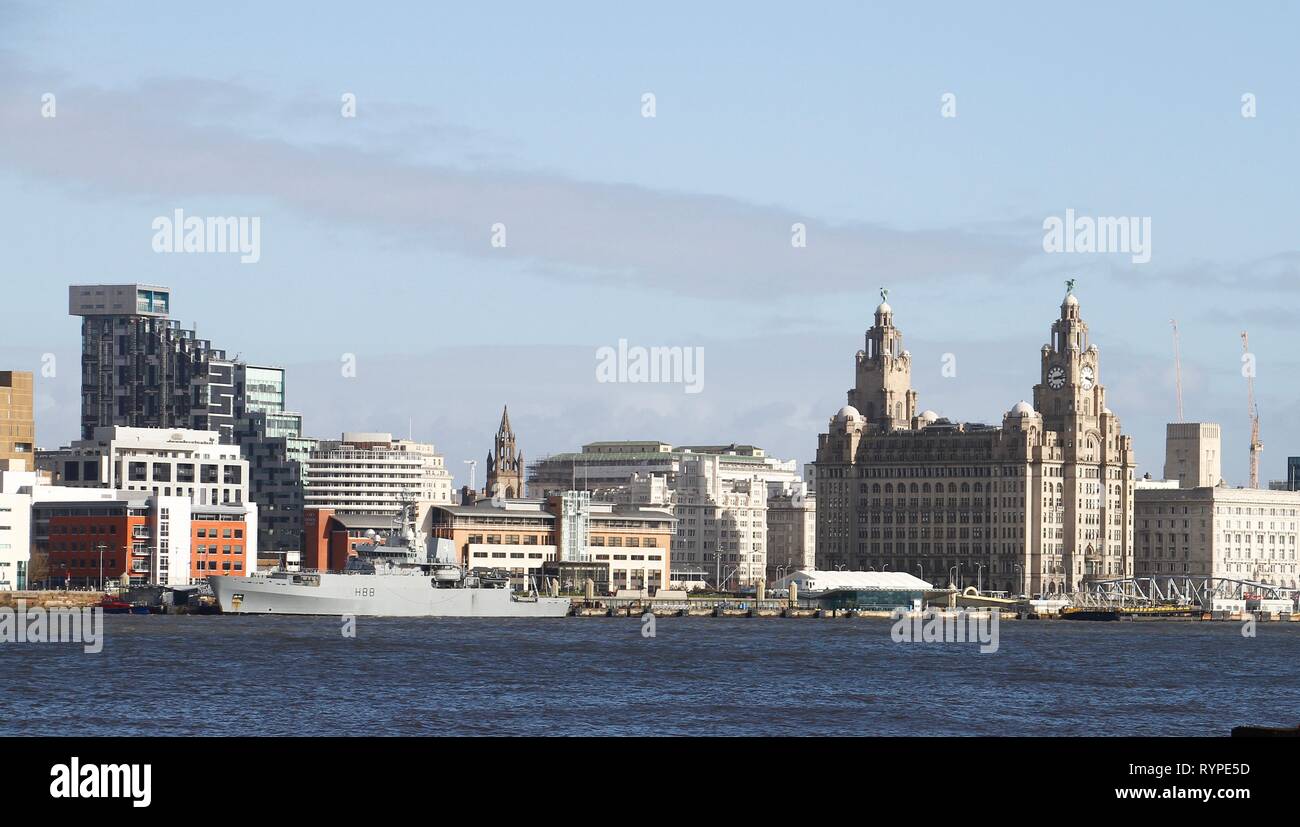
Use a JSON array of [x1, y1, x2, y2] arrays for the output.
[[814, 286, 1136, 596]]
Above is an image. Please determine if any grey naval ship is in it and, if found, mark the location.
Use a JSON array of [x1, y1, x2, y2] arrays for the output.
[[208, 506, 571, 618]]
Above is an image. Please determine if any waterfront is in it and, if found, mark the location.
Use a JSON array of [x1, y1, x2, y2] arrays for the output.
[[3, 617, 1297, 737]]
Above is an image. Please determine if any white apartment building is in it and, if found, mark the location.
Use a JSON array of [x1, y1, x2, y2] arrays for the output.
[[305, 432, 454, 517], [38, 426, 249, 507], [0, 490, 29, 590], [1135, 487, 1300, 588]]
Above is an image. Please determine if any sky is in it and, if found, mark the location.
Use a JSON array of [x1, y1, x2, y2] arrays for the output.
[[0, 1, 1297, 487]]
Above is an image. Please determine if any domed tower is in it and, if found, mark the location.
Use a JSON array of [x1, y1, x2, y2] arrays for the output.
[[486, 405, 524, 498], [848, 289, 918, 430], [1032, 283, 1105, 431]]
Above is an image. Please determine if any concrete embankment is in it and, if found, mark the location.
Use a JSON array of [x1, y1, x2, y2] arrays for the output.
[[0, 591, 105, 610]]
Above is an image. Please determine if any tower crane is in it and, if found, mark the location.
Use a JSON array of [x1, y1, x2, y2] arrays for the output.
[[1241, 331, 1262, 489], [1170, 320, 1184, 422]]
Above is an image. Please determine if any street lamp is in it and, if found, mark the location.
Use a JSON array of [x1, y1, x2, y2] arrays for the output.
[[1013, 563, 1024, 598], [976, 563, 985, 594], [96, 543, 107, 593]]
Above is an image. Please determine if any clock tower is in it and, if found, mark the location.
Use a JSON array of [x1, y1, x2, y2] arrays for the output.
[[1033, 287, 1105, 431]]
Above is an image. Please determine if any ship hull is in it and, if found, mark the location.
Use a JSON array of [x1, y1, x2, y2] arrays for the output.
[[208, 573, 571, 618]]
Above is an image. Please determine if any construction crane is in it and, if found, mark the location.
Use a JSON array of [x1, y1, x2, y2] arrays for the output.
[[1241, 331, 1262, 489], [1170, 319, 1184, 422]]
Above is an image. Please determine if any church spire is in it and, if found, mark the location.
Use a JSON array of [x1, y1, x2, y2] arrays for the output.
[[486, 403, 525, 498]]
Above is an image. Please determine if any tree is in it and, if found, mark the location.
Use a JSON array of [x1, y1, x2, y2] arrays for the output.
[[26, 550, 49, 590]]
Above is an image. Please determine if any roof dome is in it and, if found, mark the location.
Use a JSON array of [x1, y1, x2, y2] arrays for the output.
[[876, 301, 892, 315], [835, 405, 862, 422], [1064, 293, 1079, 306], [919, 410, 939, 423], [1009, 400, 1036, 416]]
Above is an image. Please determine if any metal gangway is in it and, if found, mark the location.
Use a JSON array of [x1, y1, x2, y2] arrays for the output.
[[1071, 577, 1293, 609]]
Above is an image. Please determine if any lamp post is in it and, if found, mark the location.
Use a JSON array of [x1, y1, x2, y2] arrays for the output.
[[976, 563, 985, 594], [1013, 563, 1024, 598], [96, 543, 107, 593]]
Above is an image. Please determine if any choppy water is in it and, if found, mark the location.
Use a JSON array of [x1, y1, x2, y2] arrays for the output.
[[2, 615, 1296, 736]]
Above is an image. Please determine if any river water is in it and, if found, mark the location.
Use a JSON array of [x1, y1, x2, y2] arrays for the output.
[[2, 615, 1295, 736]]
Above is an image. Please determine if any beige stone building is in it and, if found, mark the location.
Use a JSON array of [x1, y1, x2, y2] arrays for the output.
[[0, 371, 34, 467], [766, 481, 816, 582], [815, 290, 1137, 596], [529, 441, 800, 589], [1163, 422, 1222, 488], [1135, 487, 1300, 588]]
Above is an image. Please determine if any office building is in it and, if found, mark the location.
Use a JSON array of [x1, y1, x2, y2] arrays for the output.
[[427, 497, 675, 594], [37, 426, 249, 507], [0, 371, 35, 468], [530, 441, 801, 589], [815, 289, 1137, 595], [1134, 487, 1299, 588], [232, 363, 317, 551], [766, 480, 816, 582], [304, 433, 454, 517]]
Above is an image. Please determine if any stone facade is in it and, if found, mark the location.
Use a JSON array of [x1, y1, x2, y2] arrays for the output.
[[815, 290, 1136, 596], [1135, 486, 1300, 588], [486, 406, 524, 499]]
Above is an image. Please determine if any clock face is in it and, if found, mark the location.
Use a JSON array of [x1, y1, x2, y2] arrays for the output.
[[1080, 365, 1095, 390], [1047, 365, 1066, 390]]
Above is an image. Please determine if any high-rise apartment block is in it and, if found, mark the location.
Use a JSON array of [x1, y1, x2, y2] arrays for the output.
[[70, 284, 237, 442]]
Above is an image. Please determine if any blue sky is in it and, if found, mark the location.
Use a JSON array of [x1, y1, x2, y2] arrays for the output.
[[1, 1, 1297, 486]]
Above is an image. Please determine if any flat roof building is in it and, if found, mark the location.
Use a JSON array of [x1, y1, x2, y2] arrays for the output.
[[1134, 486, 1300, 588], [0, 371, 34, 468], [38, 426, 248, 508]]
